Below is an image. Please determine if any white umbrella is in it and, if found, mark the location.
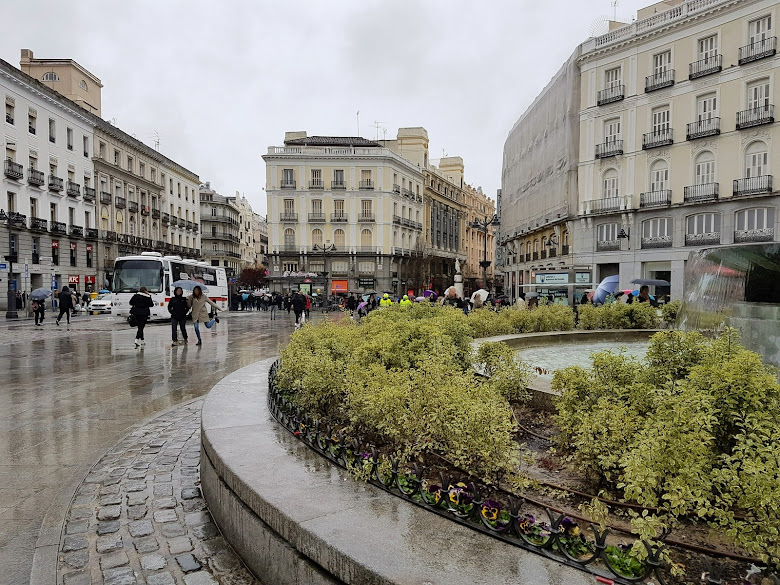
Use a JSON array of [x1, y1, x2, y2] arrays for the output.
[[470, 289, 488, 303]]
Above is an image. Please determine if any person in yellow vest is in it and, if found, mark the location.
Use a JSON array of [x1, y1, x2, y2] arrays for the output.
[[379, 293, 393, 308], [399, 294, 412, 308]]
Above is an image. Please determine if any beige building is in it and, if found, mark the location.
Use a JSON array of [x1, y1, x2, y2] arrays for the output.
[[577, 0, 780, 299], [199, 182, 240, 276], [226, 192, 256, 269], [462, 182, 496, 291], [20, 49, 102, 116], [263, 132, 425, 295], [251, 212, 268, 267]]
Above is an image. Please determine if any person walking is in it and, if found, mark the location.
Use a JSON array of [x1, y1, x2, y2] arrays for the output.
[[168, 286, 189, 346], [379, 293, 393, 308], [55, 286, 74, 326], [399, 294, 412, 308], [304, 294, 311, 319], [32, 298, 45, 326], [271, 292, 281, 320], [188, 285, 220, 346], [129, 286, 155, 348], [346, 293, 357, 316], [291, 291, 305, 329]]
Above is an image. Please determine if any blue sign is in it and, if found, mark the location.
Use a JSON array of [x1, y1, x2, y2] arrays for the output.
[[0, 263, 6, 270], [51, 276, 58, 290]]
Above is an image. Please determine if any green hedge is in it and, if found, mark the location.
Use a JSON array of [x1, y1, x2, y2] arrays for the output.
[[576, 302, 660, 330]]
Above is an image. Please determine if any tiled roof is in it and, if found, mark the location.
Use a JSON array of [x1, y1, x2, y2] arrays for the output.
[[283, 136, 381, 147]]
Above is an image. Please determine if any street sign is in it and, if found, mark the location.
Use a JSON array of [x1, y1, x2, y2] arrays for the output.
[[24, 263, 29, 278], [0, 263, 6, 270], [51, 275, 57, 290]]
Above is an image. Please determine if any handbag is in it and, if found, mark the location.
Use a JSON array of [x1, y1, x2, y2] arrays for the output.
[[127, 314, 137, 327]]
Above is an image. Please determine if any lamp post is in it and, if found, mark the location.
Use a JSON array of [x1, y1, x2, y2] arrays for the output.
[[312, 241, 336, 310], [469, 214, 500, 293], [0, 209, 19, 319]]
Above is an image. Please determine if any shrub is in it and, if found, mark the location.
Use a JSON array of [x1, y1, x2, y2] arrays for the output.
[[576, 302, 659, 330], [661, 299, 681, 327], [475, 341, 531, 403], [467, 307, 514, 338]]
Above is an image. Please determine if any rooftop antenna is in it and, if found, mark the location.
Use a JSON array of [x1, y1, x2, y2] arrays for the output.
[[372, 121, 385, 140], [356, 110, 360, 136], [611, 0, 619, 20], [152, 131, 160, 151]]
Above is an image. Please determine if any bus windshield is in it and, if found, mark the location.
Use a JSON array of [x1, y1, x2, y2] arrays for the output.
[[113, 259, 163, 293]]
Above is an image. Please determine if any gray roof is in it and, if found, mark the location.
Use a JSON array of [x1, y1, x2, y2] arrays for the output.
[[283, 136, 381, 147]]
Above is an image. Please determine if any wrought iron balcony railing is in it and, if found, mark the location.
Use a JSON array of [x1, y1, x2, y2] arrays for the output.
[[685, 232, 721, 246], [739, 37, 777, 65], [331, 213, 348, 222], [66, 181, 81, 197], [69, 224, 83, 238], [280, 212, 298, 222], [115, 196, 126, 209], [645, 69, 675, 92], [689, 54, 722, 79], [733, 175, 773, 197], [640, 189, 672, 208], [595, 140, 623, 159], [359, 180, 374, 190], [736, 106, 774, 130], [30, 217, 48, 231], [687, 117, 720, 140], [331, 181, 346, 190], [28, 168, 45, 186], [4, 159, 23, 180], [684, 183, 719, 203], [597, 84, 625, 105], [48, 175, 63, 192], [642, 128, 673, 149], [308, 212, 326, 222], [83, 187, 96, 202]]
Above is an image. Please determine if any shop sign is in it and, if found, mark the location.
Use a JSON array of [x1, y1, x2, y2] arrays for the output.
[[575, 272, 590, 284], [70, 242, 77, 250], [51, 240, 59, 249], [331, 280, 348, 293], [86, 245, 93, 252], [534, 273, 568, 285], [358, 278, 374, 288], [68, 275, 80, 284], [85, 275, 96, 284]]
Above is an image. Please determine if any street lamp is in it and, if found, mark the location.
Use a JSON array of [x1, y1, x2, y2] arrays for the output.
[[470, 214, 500, 292], [312, 241, 336, 310], [617, 228, 630, 250], [0, 209, 19, 319]]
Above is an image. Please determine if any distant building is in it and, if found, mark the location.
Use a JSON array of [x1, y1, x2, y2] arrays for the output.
[[226, 192, 256, 270], [199, 182, 241, 277], [251, 212, 268, 268], [20, 49, 102, 116]]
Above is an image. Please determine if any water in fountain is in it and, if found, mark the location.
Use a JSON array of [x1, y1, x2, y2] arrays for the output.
[[679, 243, 780, 368]]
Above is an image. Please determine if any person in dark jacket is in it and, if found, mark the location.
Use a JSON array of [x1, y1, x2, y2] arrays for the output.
[[168, 286, 189, 345], [130, 286, 155, 348], [271, 292, 282, 320], [346, 293, 357, 316], [291, 291, 305, 328], [56, 286, 73, 326]]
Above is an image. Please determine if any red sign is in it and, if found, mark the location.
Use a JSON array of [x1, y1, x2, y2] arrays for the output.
[[70, 242, 77, 250], [85, 276, 96, 284], [331, 280, 348, 293], [52, 240, 59, 249], [68, 275, 80, 284], [86, 245, 93, 252]]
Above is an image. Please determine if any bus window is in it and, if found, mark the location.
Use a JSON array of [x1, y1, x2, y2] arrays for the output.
[[113, 259, 164, 293]]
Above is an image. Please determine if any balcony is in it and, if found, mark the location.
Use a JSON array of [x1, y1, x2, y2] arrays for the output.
[[736, 106, 774, 130], [308, 180, 324, 189], [641, 235, 672, 249], [532, 252, 539, 261], [100, 191, 111, 204], [278, 245, 300, 253], [642, 128, 673, 150], [331, 213, 348, 222], [525, 253, 531, 262], [279, 212, 298, 222], [9, 212, 26, 226], [587, 197, 622, 214], [540, 250, 547, 260], [141, 206, 150, 216], [69, 224, 83, 238], [169, 217, 177, 227], [392, 183, 400, 194], [689, 54, 722, 79], [685, 232, 721, 246], [687, 117, 720, 140], [115, 196, 126, 209], [308, 212, 326, 222], [128, 201, 139, 213], [66, 181, 81, 197], [86, 228, 98, 240], [280, 180, 296, 189], [597, 84, 625, 106], [193, 225, 199, 234], [596, 240, 620, 252], [684, 183, 719, 203], [358, 213, 375, 222], [5, 113, 12, 124], [595, 140, 623, 159], [734, 228, 774, 243], [162, 212, 170, 225], [48, 175, 63, 192], [733, 176, 773, 197], [331, 181, 346, 190], [640, 190, 672, 208], [739, 37, 777, 65], [4, 159, 23, 180], [50, 220, 67, 235], [186, 221, 195, 231], [645, 69, 675, 92], [561, 245, 570, 256], [152, 208, 160, 219], [83, 187, 96, 202], [402, 188, 413, 198], [103, 231, 117, 242], [359, 180, 374, 190], [28, 168, 45, 187], [30, 217, 48, 231], [392, 215, 402, 225]]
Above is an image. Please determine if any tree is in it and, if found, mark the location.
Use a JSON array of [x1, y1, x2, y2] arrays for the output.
[[238, 267, 267, 288]]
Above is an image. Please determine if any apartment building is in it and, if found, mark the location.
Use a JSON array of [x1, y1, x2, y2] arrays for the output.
[[199, 182, 241, 276], [226, 192, 256, 269], [577, 0, 779, 299], [251, 212, 268, 267], [263, 132, 425, 295], [462, 182, 496, 291]]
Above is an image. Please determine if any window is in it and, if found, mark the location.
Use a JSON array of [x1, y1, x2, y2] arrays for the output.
[[749, 15, 773, 45], [52, 242, 59, 266], [697, 93, 718, 122], [283, 199, 295, 214], [698, 35, 718, 61], [604, 118, 621, 142], [653, 50, 672, 75], [50, 202, 57, 222], [361, 229, 372, 247], [127, 156, 133, 173], [358, 261, 374, 273], [605, 66, 621, 88], [151, 168, 156, 183], [312, 199, 322, 214], [70, 243, 77, 267], [139, 162, 145, 178], [642, 218, 670, 238], [48, 119, 55, 143], [80, 79, 88, 91], [650, 160, 669, 191], [28, 109, 36, 134], [652, 106, 670, 133], [603, 169, 619, 198], [687, 213, 720, 235], [361, 200, 372, 216], [282, 168, 294, 185], [283, 261, 298, 272], [736, 207, 773, 231], [333, 169, 345, 186], [695, 151, 716, 184], [42, 72, 59, 82], [284, 228, 295, 246], [361, 169, 372, 182], [114, 149, 120, 165], [311, 229, 323, 246], [597, 223, 618, 242], [745, 141, 768, 177], [310, 169, 322, 186], [32, 237, 40, 264], [333, 229, 345, 248], [5, 98, 14, 125], [747, 79, 770, 111], [67, 128, 73, 150], [334, 200, 345, 217], [82, 135, 89, 158]]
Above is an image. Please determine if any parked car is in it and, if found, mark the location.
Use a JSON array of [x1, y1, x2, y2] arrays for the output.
[[89, 293, 113, 313]]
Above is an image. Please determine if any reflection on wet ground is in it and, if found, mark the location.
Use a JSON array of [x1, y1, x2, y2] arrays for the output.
[[0, 310, 314, 585]]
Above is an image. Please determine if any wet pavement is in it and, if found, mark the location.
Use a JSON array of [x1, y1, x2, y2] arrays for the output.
[[0, 309, 314, 585]]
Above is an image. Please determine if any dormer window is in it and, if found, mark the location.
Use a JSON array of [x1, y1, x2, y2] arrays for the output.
[[80, 80, 88, 91], [42, 72, 59, 82]]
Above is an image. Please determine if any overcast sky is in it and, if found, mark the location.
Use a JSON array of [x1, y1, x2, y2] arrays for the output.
[[2, 0, 651, 217]]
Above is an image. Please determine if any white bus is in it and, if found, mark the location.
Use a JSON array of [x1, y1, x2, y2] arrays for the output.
[[111, 252, 229, 319]]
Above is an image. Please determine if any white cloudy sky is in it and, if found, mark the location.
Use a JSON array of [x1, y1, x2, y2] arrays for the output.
[[2, 0, 651, 216]]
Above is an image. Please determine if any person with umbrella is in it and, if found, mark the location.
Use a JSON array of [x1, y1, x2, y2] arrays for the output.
[[55, 286, 74, 326], [168, 286, 189, 346], [188, 285, 220, 346], [636, 285, 659, 307], [29, 288, 51, 326]]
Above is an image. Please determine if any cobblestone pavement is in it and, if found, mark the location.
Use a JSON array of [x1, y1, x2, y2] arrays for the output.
[[0, 309, 330, 585], [58, 399, 259, 585]]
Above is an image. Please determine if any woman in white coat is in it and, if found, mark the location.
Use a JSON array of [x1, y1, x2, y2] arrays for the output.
[[187, 285, 220, 346]]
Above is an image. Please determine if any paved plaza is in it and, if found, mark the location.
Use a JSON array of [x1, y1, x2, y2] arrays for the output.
[[0, 309, 313, 585]]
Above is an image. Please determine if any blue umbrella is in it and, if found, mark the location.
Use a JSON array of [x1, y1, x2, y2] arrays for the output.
[[99, 289, 110, 294], [593, 275, 620, 305]]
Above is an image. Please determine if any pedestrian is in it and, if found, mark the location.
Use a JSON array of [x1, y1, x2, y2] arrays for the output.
[[82, 291, 90, 309], [304, 294, 311, 319], [442, 287, 464, 309], [472, 293, 484, 310], [22, 290, 27, 308], [129, 286, 155, 348], [399, 294, 412, 308], [187, 285, 220, 346], [636, 285, 658, 307], [346, 293, 357, 316], [270, 292, 281, 320], [55, 285, 73, 326], [379, 293, 393, 308], [291, 291, 305, 328], [32, 298, 45, 326], [15, 291, 22, 310], [168, 286, 189, 346]]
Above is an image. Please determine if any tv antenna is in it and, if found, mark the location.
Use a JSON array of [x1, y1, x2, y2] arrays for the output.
[[372, 121, 385, 141], [589, 16, 610, 37], [611, 0, 619, 20], [152, 131, 160, 151]]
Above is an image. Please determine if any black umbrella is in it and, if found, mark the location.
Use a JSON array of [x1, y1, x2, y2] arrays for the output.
[[630, 278, 670, 286]]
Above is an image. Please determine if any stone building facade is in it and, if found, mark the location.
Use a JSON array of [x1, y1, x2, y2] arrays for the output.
[[199, 182, 241, 277]]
